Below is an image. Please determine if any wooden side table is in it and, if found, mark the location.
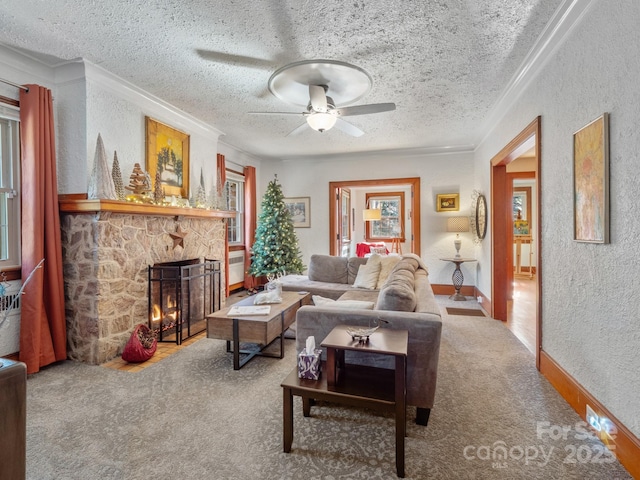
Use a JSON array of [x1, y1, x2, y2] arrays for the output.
[[440, 257, 477, 301], [281, 325, 409, 477]]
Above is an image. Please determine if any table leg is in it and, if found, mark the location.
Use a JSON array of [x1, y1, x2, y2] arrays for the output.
[[326, 347, 336, 387], [302, 397, 312, 417], [232, 318, 240, 370], [395, 355, 406, 478], [283, 386, 293, 453], [279, 311, 285, 359], [449, 262, 466, 301]]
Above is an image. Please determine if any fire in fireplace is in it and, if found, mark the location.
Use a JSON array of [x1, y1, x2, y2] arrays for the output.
[[148, 258, 221, 344]]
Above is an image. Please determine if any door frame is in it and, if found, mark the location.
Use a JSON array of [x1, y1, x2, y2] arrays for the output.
[[491, 116, 542, 369], [329, 177, 421, 256]]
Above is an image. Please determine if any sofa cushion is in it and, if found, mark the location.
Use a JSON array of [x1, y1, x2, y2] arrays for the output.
[[312, 295, 375, 310], [376, 259, 417, 311], [376, 255, 402, 289], [352, 257, 381, 289], [347, 256, 369, 284], [308, 254, 348, 284]]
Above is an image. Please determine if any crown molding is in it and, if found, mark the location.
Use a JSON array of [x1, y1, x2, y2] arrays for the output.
[[277, 143, 475, 163], [69, 59, 225, 138], [477, 0, 598, 146], [0, 44, 56, 88]]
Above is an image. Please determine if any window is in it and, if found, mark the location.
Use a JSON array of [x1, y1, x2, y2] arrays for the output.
[[0, 104, 20, 269], [225, 171, 244, 245], [365, 192, 405, 242]]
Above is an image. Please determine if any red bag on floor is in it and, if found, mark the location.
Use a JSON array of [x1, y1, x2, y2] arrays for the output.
[[122, 324, 157, 362]]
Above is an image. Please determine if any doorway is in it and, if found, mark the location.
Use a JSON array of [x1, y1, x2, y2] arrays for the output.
[[491, 117, 542, 369], [328, 178, 421, 257]]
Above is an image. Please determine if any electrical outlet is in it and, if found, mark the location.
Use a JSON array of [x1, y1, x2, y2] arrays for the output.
[[477, 296, 482, 303], [586, 404, 601, 431]]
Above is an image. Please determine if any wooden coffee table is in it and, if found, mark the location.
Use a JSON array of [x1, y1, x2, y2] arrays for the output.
[[281, 325, 409, 477], [207, 291, 311, 370]]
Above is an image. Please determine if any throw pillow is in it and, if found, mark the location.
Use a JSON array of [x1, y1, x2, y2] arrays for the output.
[[352, 261, 381, 289], [376, 255, 402, 289], [312, 295, 374, 309]]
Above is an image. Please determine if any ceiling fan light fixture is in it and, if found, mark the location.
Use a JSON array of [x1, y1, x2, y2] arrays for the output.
[[306, 112, 337, 132]]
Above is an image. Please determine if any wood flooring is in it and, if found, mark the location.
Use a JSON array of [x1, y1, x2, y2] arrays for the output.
[[506, 277, 536, 354]]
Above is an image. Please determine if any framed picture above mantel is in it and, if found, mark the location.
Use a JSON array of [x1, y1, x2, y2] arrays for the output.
[[145, 117, 190, 199]]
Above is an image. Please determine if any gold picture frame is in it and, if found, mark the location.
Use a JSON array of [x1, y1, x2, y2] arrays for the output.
[[573, 113, 609, 243], [436, 193, 459, 212], [145, 117, 190, 199]]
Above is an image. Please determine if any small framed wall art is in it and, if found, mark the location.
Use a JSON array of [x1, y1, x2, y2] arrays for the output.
[[436, 193, 459, 212], [284, 197, 311, 228], [145, 117, 190, 199], [573, 113, 609, 243]]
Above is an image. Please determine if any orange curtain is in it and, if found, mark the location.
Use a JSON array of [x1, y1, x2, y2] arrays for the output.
[[243, 166, 257, 290], [19, 85, 67, 374], [217, 153, 229, 297]]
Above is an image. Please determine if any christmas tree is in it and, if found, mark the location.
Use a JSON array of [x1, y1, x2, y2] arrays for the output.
[[249, 177, 305, 277]]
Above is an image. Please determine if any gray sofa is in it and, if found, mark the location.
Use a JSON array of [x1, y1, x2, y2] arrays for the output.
[[280, 254, 442, 425]]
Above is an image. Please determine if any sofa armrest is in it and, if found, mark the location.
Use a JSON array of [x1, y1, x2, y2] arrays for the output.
[[295, 306, 442, 409]]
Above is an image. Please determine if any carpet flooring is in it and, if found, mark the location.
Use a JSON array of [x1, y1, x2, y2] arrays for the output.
[[24, 297, 631, 479]]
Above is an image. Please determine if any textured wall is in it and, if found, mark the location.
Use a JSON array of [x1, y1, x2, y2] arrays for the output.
[[474, 0, 640, 437], [61, 212, 226, 364]]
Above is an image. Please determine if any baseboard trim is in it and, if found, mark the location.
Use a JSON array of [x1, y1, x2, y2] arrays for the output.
[[473, 287, 492, 317], [540, 351, 640, 478], [0, 352, 19, 362]]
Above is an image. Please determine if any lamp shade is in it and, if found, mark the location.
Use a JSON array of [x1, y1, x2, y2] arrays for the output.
[[306, 112, 337, 132], [446, 216, 470, 233], [363, 208, 382, 221]]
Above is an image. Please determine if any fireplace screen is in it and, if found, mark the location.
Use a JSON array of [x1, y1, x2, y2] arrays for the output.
[[148, 258, 221, 344]]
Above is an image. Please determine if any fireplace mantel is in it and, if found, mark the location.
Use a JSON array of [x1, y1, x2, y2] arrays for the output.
[[58, 193, 236, 219]]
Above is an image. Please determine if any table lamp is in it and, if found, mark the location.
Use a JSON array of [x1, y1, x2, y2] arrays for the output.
[[362, 200, 381, 221], [447, 216, 470, 258]]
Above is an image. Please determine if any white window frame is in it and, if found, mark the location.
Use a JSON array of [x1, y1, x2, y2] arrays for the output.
[[225, 171, 244, 246], [0, 103, 21, 269]]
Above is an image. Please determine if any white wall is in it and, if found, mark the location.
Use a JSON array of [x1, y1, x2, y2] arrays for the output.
[[474, 0, 640, 437], [261, 150, 476, 286]]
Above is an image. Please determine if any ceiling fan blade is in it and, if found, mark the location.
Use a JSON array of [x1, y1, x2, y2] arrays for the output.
[[309, 85, 328, 112], [286, 123, 310, 137], [195, 49, 274, 69], [333, 118, 364, 137], [335, 103, 396, 117], [248, 111, 306, 116]]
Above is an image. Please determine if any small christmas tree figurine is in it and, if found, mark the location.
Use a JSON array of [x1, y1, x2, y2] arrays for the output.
[[153, 170, 164, 204], [112, 151, 126, 201], [195, 168, 207, 208], [125, 163, 151, 197], [249, 176, 305, 277]]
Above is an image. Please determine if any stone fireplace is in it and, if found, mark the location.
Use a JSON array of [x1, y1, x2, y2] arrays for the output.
[[59, 194, 234, 364]]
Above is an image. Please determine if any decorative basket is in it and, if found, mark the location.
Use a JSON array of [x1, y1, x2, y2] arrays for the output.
[[122, 324, 157, 363]]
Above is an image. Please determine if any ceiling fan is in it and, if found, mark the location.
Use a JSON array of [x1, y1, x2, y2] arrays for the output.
[[249, 60, 396, 137]]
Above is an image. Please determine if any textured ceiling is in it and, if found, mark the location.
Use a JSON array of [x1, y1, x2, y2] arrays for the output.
[[0, 0, 562, 160]]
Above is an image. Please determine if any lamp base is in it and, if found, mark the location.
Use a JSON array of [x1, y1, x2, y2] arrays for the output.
[[454, 237, 462, 258]]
